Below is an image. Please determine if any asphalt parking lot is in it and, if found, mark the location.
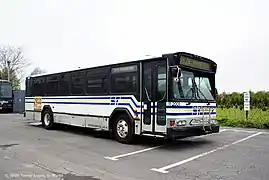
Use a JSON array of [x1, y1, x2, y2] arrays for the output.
[[1, 114, 269, 180]]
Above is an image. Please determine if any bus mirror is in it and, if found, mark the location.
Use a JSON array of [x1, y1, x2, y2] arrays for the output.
[[171, 67, 181, 77], [171, 67, 177, 77], [213, 88, 218, 99]]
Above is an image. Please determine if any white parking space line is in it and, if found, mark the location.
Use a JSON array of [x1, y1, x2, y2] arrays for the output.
[[226, 128, 256, 133], [226, 128, 269, 134], [104, 145, 164, 161], [151, 132, 263, 173], [105, 129, 228, 161]]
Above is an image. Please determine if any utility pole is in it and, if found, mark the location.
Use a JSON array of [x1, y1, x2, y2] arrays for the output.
[[7, 60, 11, 82]]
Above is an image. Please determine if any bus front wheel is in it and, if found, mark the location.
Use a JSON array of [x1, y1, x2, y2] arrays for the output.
[[113, 114, 134, 144], [41, 109, 54, 130]]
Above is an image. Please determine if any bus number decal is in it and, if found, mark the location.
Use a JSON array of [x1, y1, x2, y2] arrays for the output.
[[110, 97, 119, 106]]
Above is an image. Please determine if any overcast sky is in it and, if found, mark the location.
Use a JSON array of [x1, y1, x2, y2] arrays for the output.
[[0, 0, 268, 93]]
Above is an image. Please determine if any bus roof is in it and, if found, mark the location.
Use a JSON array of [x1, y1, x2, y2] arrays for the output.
[[0, 79, 11, 84], [29, 52, 216, 78], [163, 52, 216, 65]]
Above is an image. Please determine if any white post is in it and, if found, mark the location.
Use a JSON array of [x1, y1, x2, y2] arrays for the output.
[[243, 91, 250, 120]]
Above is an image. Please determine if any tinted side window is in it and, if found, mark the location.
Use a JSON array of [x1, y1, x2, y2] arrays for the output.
[[46, 75, 58, 96], [71, 71, 85, 95], [86, 75, 108, 95], [157, 66, 166, 100], [86, 68, 109, 95], [111, 73, 137, 93], [58, 73, 70, 95], [25, 78, 32, 96], [143, 68, 152, 101], [32, 77, 45, 96]]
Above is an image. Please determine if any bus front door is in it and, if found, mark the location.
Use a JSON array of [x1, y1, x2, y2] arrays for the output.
[[142, 60, 167, 135]]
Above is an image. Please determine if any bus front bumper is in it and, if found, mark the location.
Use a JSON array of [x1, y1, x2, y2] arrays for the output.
[[167, 124, 220, 140]]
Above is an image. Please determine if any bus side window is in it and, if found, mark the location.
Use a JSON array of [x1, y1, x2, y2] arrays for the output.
[[32, 77, 45, 96], [110, 65, 138, 95], [86, 68, 109, 95], [143, 68, 152, 101], [58, 73, 70, 96], [25, 78, 32, 96], [157, 66, 166, 101], [86, 77, 108, 95], [46, 75, 59, 96], [111, 74, 137, 93], [71, 71, 85, 95]]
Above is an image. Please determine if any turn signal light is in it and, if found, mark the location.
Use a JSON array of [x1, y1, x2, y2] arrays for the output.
[[170, 121, 175, 127]]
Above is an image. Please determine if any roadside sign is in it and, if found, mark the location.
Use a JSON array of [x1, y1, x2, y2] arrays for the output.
[[244, 92, 250, 102], [243, 92, 250, 119], [244, 102, 250, 111], [243, 92, 250, 111]]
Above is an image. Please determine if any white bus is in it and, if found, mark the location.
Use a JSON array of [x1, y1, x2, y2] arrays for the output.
[[24, 52, 219, 144]]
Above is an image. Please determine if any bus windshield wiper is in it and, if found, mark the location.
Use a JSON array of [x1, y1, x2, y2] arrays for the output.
[[185, 81, 197, 105], [193, 81, 210, 105]]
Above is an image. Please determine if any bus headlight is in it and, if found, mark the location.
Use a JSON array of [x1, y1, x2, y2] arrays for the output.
[[190, 119, 201, 125], [176, 120, 186, 126], [169, 119, 187, 127]]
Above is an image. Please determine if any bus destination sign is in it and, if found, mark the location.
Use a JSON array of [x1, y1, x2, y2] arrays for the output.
[[180, 56, 211, 71]]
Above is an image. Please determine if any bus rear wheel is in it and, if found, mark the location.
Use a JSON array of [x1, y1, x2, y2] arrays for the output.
[[113, 114, 134, 144], [42, 109, 54, 130]]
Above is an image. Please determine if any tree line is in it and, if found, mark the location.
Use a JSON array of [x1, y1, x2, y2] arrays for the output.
[[217, 91, 269, 111]]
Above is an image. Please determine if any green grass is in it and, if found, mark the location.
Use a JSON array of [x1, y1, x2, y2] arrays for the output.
[[216, 108, 269, 129]]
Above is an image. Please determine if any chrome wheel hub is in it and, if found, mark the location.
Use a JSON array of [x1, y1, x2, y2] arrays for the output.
[[44, 113, 51, 126], [116, 119, 128, 138]]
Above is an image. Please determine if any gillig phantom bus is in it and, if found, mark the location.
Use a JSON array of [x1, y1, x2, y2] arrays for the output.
[[24, 52, 219, 144]]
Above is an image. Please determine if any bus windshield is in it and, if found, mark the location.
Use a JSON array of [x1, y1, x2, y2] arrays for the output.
[[0, 84, 12, 98], [173, 70, 215, 101]]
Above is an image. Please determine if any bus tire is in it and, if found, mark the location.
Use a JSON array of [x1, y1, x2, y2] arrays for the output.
[[113, 114, 134, 144], [41, 108, 54, 130]]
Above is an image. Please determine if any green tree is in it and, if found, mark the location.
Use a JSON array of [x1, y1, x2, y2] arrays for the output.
[[217, 90, 269, 110], [0, 68, 20, 90]]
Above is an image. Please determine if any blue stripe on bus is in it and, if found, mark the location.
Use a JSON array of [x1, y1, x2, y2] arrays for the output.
[[25, 96, 141, 108], [42, 101, 111, 106], [25, 100, 215, 111], [166, 112, 216, 116], [26, 101, 141, 115], [166, 106, 216, 109], [120, 97, 141, 108], [25, 100, 218, 116], [25, 97, 109, 100], [117, 103, 140, 114], [25, 99, 216, 116]]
